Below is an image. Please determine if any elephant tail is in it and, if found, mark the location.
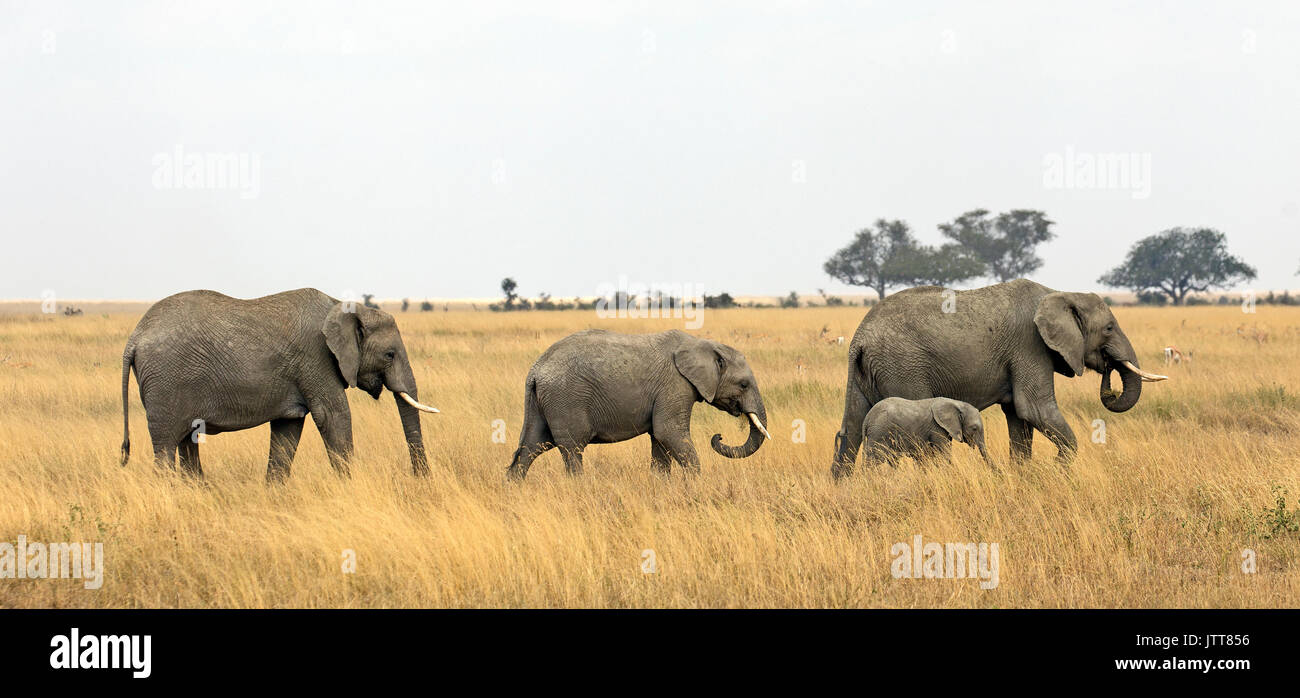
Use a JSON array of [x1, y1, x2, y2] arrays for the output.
[[120, 342, 134, 466]]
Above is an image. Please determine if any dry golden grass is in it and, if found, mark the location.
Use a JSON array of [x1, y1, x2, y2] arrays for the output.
[[1, 305, 1298, 608]]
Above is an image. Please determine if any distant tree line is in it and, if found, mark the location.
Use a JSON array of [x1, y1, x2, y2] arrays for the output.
[[373, 215, 1281, 312]]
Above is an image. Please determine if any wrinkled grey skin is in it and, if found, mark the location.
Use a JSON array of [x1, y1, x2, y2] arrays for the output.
[[120, 288, 432, 481], [832, 279, 1148, 476], [855, 397, 990, 473], [506, 329, 769, 479]]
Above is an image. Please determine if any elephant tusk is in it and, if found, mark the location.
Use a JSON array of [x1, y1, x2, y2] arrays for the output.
[[748, 412, 771, 440], [1121, 360, 1168, 382], [398, 392, 440, 413]]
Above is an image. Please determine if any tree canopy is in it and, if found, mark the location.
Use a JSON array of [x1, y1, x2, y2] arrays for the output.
[[1097, 227, 1257, 305], [938, 208, 1056, 282], [823, 219, 984, 299]]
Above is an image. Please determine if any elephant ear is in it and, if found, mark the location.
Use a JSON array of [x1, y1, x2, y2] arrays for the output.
[[931, 401, 964, 443], [322, 302, 362, 388], [673, 341, 721, 403], [1033, 293, 1085, 376]]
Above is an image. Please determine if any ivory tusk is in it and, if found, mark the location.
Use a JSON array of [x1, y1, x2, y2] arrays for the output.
[[1121, 360, 1168, 382], [748, 412, 771, 440], [398, 392, 440, 413]]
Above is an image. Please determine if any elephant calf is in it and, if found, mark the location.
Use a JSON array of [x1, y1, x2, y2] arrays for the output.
[[506, 329, 770, 479], [837, 397, 989, 478]]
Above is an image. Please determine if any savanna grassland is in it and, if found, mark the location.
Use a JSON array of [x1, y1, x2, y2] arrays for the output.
[[1, 304, 1298, 608]]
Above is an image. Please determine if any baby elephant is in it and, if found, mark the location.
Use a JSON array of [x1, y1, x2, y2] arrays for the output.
[[834, 397, 989, 478], [506, 329, 770, 479]]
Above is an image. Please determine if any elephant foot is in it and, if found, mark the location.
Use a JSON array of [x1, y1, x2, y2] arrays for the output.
[[505, 465, 527, 482]]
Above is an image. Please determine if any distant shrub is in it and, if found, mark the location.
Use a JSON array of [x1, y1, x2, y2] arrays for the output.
[[1136, 291, 1168, 306], [703, 293, 736, 309]]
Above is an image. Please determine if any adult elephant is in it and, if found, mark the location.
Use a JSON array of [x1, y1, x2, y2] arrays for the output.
[[831, 279, 1166, 477], [506, 329, 770, 479], [120, 289, 439, 480]]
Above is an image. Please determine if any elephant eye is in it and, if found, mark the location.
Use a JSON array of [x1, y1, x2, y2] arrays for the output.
[[384, 350, 396, 361], [739, 380, 750, 390], [1105, 323, 1114, 333]]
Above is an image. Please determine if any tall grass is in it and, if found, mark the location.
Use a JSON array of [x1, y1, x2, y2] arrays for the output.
[[0, 306, 1297, 607]]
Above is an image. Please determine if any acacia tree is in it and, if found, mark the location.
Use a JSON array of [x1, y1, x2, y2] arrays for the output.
[[938, 208, 1056, 281], [1098, 227, 1257, 305], [501, 277, 519, 309], [823, 219, 983, 299]]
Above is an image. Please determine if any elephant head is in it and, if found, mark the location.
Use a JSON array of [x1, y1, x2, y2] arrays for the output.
[[324, 302, 438, 474], [932, 399, 990, 462], [1033, 292, 1167, 414], [673, 339, 770, 459]]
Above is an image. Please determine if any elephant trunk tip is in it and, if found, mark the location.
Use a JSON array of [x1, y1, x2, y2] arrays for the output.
[[709, 409, 768, 459], [1100, 360, 1143, 413]]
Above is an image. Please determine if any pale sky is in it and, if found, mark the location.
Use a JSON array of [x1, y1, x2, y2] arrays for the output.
[[2, 1, 1297, 301]]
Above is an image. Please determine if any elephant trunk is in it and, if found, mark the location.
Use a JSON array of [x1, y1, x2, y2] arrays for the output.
[[710, 399, 768, 459], [1100, 337, 1143, 413], [388, 351, 432, 475]]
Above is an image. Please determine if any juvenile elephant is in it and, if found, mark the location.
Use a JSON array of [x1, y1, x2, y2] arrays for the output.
[[854, 397, 989, 473], [506, 329, 770, 479], [832, 279, 1167, 475], [120, 288, 439, 480]]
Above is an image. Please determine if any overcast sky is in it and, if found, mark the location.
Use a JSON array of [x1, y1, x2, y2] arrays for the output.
[[2, 1, 1297, 301]]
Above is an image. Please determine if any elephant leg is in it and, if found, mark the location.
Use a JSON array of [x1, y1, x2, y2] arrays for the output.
[[874, 445, 901, 469], [177, 437, 203, 478], [649, 435, 672, 476], [507, 442, 553, 480], [267, 417, 305, 483], [146, 416, 181, 470], [1002, 404, 1033, 462], [666, 439, 700, 473], [1034, 407, 1077, 465], [310, 396, 354, 477], [507, 406, 555, 481], [925, 438, 952, 465], [652, 406, 699, 474], [558, 443, 585, 476], [151, 441, 177, 470], [832, 380, 870, 478]]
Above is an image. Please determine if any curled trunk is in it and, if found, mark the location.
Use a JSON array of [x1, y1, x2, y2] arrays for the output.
[[710, 401, 768, 459], [1100, 361, 1142, 413]]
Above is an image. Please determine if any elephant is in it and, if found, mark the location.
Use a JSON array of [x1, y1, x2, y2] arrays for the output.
[[120, 288, 439, 481], [505, 329, 770, 479], [831, 279, 1167, 477], [858, 397, 990, 470]]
